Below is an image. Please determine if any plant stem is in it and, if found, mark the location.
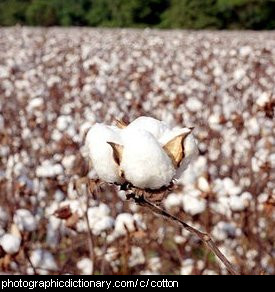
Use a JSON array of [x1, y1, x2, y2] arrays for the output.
[[127, 192, 239, 275]]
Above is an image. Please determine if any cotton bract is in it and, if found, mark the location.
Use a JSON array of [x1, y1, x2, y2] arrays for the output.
[[85, 116, 198, 190]]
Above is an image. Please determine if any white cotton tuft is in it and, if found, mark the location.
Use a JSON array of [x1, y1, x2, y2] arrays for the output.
[[121, 129, 175, 189], [87, 203, 114, 235], [229, 192, 252, 212], [114, 213, 144, 236], [13, 209, 37, 232], [164, 193, 182, 209], [85, 123, 124, 184], [0, 233, 21, 254], [30, 249, 58, 274], [182, 195, 206, 215], [125, 116, 169, 140], [77, 258, 93, 275]]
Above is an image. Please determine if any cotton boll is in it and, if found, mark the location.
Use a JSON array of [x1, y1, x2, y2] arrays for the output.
[[182, 195, 206, 216], [256, 92, 269, 107], [125, 116, 169, 140], [77, 258, 93, 275], [212, 221, 238, 241], [36, 160, 63, 178], [114, 213, 135, 235], [56, 115, 72, 131], [229, 192, 252, 212], [0, 234, 21, 254], [180, 259, 194, 275], [246, 117, 260, 136], [30, 249, 58, 274], [28, 97, 43, 110], [186, 98, 203, 112], [85, 123, 124, 184], [120, 129, 175, 189], [114, 213, 145, 236], [197, 176, 210, 192], [46, 216, 62, 247], [87, 203, 114, 235], [128, 246, 145, 267], [164, 193, 182, 209], [13, 209, 37, 232]]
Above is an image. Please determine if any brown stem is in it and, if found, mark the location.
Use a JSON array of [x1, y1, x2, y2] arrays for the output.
[[127, 193, 239, 275], [84, 202, 95, 275]]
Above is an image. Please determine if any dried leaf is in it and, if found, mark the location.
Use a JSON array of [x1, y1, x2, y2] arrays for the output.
[[66, 213, 79, 229], [54, 205, 72, 220]]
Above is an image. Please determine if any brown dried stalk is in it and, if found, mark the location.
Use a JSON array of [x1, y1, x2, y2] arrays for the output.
[[125, 189, 239, 275]]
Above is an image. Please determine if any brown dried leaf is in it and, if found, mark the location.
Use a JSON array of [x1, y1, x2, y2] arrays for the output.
[[65, 213, 79, 229], [54, 205, 72, 220]]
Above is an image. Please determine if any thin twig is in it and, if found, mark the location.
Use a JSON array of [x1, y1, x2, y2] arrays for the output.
[[24, 248, 37, 275], [76, 178, 96, 275], [84, 209, 96, 275], [126, 192, 239, 275]]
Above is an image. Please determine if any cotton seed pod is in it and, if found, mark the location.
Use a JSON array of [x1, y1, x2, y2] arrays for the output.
[[85, 116, 198, 190]]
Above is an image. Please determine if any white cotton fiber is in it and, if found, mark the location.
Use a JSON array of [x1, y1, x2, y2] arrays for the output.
[[0, 233, 21, 254], [85, 123, 124, 184], [84, 116, 198, 190], [125, 116, 169, 140], [120, 128, 175, 189], [30, 249, 58, 273], [13, 209, 37, 232]]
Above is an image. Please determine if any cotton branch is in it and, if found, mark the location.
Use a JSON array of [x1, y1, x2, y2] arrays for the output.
[[125, 188, 239, 275]]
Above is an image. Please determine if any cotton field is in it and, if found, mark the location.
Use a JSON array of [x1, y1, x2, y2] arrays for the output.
[[0, 27, 274, 275]]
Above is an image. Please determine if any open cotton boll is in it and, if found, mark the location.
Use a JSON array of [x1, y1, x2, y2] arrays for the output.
[[13, 209, 37, 232], [0, 233, 21, 254], [77, 258, 93, 275], [114, 213, 145, 236], [30, 249, 58, 274], [85, 123, 124, 184], [125, 116, 170, 140], [120, 129, 175, 189], [182, 195, 206, 215], [87, 203, 114, 235]]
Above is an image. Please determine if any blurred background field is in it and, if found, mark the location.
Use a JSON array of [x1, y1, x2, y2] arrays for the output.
[[0, 0, 275, 29], [0, 0, 274, 276]]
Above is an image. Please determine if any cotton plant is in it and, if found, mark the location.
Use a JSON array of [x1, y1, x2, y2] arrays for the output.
[[85, 116, 198, 190], [84, 116, 238, 275]]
